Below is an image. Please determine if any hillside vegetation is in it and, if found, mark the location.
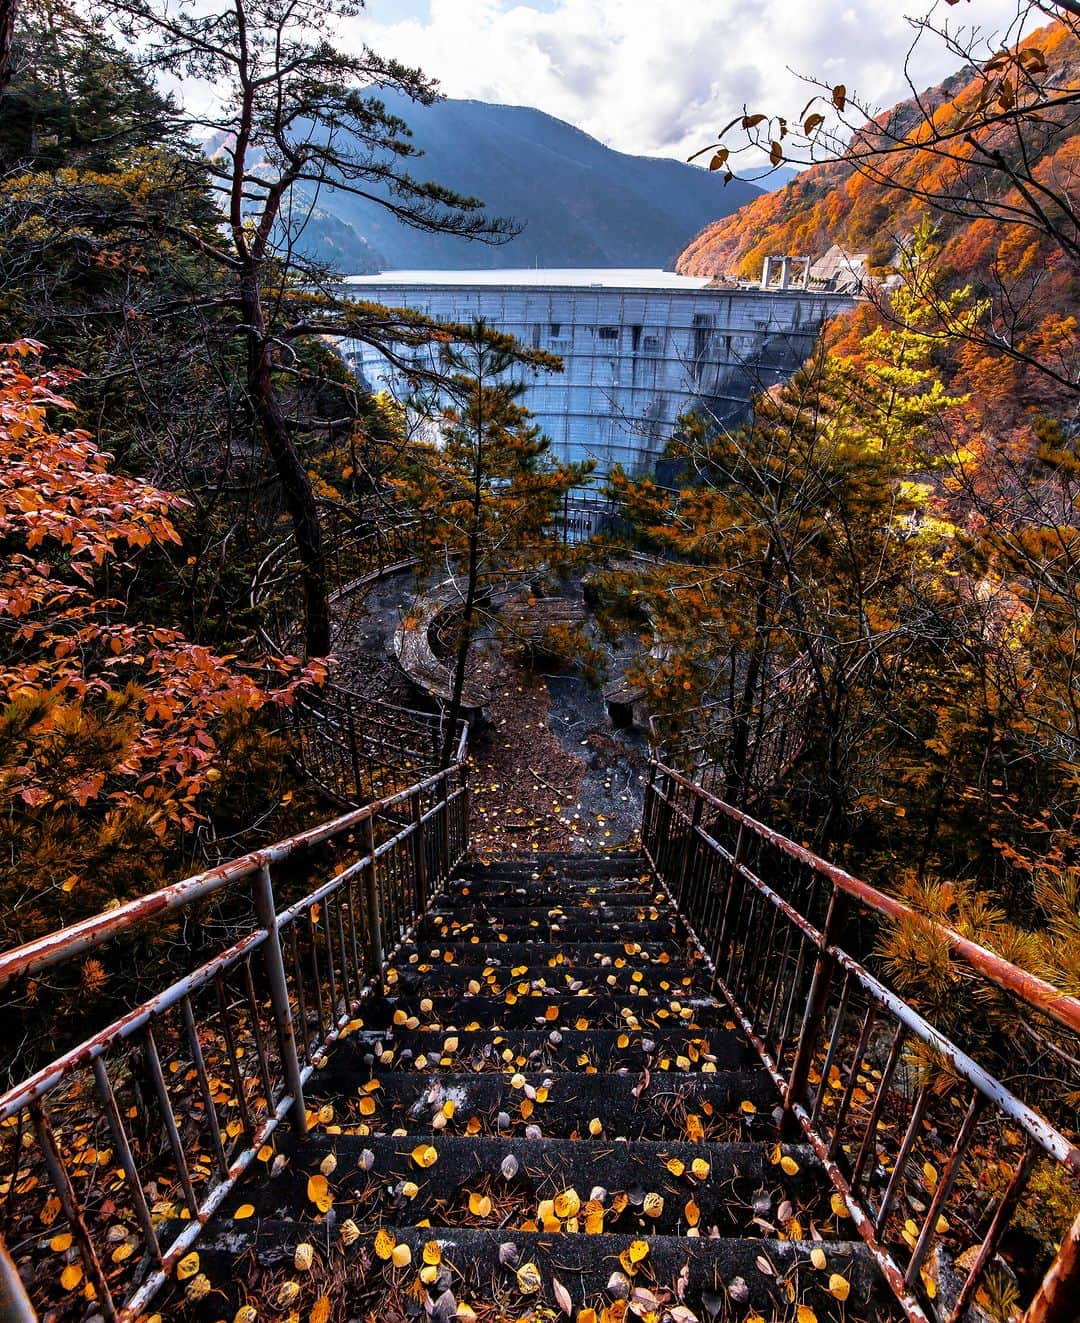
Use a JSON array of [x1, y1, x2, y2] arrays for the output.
[[678, 18, 1078, 311]]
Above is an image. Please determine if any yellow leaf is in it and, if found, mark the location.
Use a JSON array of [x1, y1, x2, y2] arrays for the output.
[[306, 1174, 333, 1213], [234, 1204, 255, 1220], [685, 1199, 700, 1228], [374, 1229, 396, 1260], [50, 1233, 73, 1253], [420, 1265, 439, 1285], [780, 1155, 800, 1176], [642, 1192, 664, 1218], [517, 1262, 542, 1294], [411, 1144, 438, 1168], [295, 1243, 314, 1271], [628, 1240, 649, 1263], [810, 1247, 827, 1270], [588, 1118, 602, 1136], [740, 1100, 756, 1115], [691, 1158, 710, 1180], [423, 1241, 442, 1265], [666, 1158, 685, 1176], [554, 1188, 581, 1219], [391, 1243, 412, 1268], [359, 1096, 376, 1116], [176, 1252, 200, 1281], [923, 1161, 938, 1188], [830, 1192, 850, 1218], [468, 1192, 493, 1217], [276, 1283, 300, 1309], [828, 1273, 851, 1302], [60, 1265, 83, 1291], [797, 1307, 817, 1323]]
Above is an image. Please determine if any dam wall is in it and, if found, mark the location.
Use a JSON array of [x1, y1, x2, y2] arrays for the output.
[[339, 269, 855, 480]]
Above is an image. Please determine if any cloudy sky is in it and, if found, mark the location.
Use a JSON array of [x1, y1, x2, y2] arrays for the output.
[[346, 0, 1038, 167]]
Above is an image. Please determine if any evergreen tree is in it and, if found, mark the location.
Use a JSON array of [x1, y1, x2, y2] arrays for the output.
[[382, 324, 590, 765]]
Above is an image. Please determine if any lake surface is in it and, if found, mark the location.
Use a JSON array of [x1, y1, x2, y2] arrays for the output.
[[343, 267, 714, 290]]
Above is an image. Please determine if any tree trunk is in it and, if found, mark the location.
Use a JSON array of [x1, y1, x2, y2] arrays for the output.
[[727, 546, 776, 804], [240, 278, 331, 657], [442, 522, 480, 769], [442, 393, 485, 769], [0, 0, 17, 95]]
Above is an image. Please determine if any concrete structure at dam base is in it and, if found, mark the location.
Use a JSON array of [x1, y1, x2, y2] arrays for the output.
[[338, 266, 856, 500]]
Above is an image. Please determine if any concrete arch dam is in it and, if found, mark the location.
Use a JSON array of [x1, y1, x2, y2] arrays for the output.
[[338, 268, 855, 481]]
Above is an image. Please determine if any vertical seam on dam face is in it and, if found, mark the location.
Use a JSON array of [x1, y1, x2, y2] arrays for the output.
[[337, 273, 855, 482]]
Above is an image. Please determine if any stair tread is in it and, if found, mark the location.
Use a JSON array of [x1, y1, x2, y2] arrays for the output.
[[164, 851, 888, 1321], [194, 1220, 882, 1315], [302, 1068, 778, 1137]]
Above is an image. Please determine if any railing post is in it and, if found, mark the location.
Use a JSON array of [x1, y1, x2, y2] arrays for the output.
[[714, 820, 746, 980], [346, 708, 363, 803], [361, 814, 384, 973], [411, 788, 429, 911], [0, 1235, 37, 1323], [1026, 1209, 1080, 1323], [681, 793, 705, 908], [441, 771, 453, 878], [643, 760, 657, 851], [782, 887, 844, 1137], [252, 865, 307, 1135]]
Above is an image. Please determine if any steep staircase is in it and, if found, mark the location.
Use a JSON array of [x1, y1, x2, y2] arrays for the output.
[[180, 852, 886, 1322]]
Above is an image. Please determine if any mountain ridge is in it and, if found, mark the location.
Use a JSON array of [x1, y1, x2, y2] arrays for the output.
[[287, 91, 763, 273]]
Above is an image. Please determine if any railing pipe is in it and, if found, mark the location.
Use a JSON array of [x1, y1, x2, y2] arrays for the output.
[[654, 763, 1080, 1035], [0, 767, 455, 990], [0, 1237, 35, 1323], [253, 865, 307, 1135]]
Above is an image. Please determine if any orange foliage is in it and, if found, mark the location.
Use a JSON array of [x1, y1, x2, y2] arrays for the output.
[[0, 341, 323, 834]]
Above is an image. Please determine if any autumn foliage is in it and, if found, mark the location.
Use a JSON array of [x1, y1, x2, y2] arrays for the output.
[[0, 342, 323, 939]]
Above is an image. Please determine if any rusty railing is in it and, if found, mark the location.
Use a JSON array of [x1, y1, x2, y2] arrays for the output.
[[0, 756, 469, 1321], [252, 508, 464, 805], [643, 760, 1080, 1323]]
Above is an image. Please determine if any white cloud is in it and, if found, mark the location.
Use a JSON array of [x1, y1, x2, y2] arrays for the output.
[[347, 0, 1038, 167]]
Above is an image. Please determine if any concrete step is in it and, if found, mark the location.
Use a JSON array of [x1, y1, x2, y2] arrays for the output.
[[395, 939, 696, 968], [190, 1221, 883, 1320], [354, 992, 728, 1034], [218, 1133, 834, 1240], [334, 1023, 756, 1074], [382, 960, 713, 998], [301, 1068, 779, 1140], [454, 854, 649, 880], [439, 885, 663, 907], [417, 913, 686, 942]]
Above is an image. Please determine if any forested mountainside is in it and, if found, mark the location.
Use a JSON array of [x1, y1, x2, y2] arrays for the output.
[[285, 92, 763, 272], [678, 18, 1078, 302]]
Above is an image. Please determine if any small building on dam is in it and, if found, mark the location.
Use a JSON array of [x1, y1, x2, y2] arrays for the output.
[[338, 267, 855, 483]]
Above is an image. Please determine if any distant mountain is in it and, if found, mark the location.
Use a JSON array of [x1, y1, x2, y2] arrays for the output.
[[291, 93, 763, 273]]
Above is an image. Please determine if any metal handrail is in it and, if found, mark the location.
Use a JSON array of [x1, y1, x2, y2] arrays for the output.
[[250, 509, 466, 804], [643, 758, 1080, 1323], [0, 758, 470, 1321]]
